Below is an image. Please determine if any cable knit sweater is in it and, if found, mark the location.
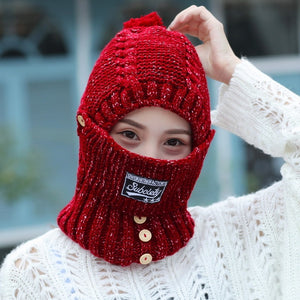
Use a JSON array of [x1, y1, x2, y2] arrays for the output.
[[0, 60, 299, 300]]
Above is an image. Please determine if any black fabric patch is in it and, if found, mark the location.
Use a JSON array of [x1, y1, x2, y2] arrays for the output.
[[121, 172, 168, 204]]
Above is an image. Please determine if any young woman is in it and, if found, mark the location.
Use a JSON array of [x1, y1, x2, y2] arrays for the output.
[[1, 6, 299, 299]]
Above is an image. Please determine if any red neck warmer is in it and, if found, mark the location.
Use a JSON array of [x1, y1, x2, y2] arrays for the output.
[[57, 113, 214, 266]]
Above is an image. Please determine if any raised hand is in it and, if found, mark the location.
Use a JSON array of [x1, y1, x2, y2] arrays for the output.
[[168, 5, 240, 84]]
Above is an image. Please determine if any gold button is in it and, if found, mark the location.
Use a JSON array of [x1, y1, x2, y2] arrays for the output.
[[77, 115, 85, 127], [134, 216, 147, 224], [139, 229, 152, 242], [139, 253, 152, 265]]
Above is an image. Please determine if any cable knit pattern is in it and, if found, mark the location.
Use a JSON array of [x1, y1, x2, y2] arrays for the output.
[[1, 60, 299, 299], [79, 12, 211, 146]]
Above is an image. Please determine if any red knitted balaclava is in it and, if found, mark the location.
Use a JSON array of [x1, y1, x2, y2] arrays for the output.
[[57, 12, 214, 266]]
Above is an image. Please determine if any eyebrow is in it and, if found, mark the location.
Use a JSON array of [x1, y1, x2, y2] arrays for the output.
[[119, 119, 191, 135], [165, 129, 191, 135], [120, 119, 145, 129]]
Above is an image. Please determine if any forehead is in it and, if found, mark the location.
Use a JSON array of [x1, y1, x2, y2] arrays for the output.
[[120, 106, 191, 130]]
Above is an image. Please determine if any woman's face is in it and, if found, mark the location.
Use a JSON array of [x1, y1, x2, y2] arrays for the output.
[[110, 107, 192, 160]]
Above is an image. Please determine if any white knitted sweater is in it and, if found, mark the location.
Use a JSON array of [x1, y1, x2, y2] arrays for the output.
[[1, 60, 299, 300]]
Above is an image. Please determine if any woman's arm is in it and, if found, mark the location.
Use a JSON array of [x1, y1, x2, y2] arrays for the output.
[[169, 4, 300, 165], [170, 7, 300, 298]]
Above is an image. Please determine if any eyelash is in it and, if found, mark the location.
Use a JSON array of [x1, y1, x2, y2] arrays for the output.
[[165, 138, 185, 146], [119, 131, 186, 147], [120, 130, 139, 140]]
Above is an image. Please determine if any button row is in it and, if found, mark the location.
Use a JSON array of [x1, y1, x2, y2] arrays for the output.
[[134, 215, 153, 265]]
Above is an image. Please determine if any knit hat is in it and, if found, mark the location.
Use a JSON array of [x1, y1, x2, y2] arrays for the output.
[[58, 12, 214, 266], [78, 11, 211, 146]]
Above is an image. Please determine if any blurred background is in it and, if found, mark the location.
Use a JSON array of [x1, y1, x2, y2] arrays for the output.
[[0, 0, 299, 262]]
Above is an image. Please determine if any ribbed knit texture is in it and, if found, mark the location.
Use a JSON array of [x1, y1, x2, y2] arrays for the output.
[[57, 12, 214, 266], [58, 113, 213, 265], [1, 60, 300, 299]]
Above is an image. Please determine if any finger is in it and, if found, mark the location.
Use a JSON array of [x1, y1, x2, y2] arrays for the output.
[[168, 6, 212, 31], [168, 5, 198, 31]]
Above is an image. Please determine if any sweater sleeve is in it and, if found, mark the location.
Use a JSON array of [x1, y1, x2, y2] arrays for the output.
[[211, 59, 300, 298], [211, 59, 300, 158]]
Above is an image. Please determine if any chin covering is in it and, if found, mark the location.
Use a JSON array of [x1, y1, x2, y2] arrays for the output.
[[57, 12, 215, 266]]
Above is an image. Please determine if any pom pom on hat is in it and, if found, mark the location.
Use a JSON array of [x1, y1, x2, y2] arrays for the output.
[[123, 12, 163, 28]]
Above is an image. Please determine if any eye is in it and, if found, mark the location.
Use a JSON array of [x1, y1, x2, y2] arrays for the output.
[[165, 138, 185, 146], [120, 130, 139, 140]]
